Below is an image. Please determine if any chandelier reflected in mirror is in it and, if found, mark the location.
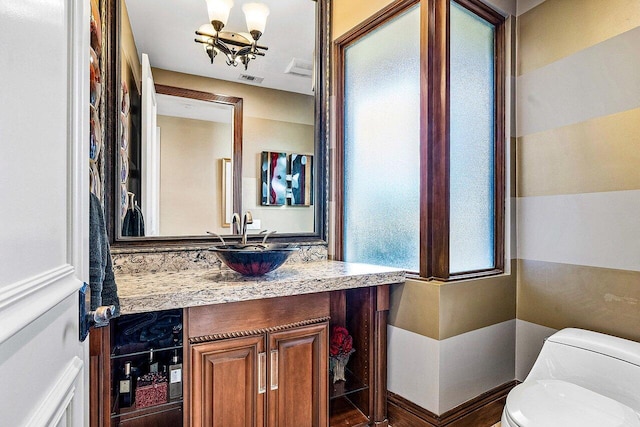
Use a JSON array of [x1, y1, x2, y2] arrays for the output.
[[194, 0, 270, 70]]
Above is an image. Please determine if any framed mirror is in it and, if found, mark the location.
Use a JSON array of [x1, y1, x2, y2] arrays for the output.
[[104, 0, 330, 246]]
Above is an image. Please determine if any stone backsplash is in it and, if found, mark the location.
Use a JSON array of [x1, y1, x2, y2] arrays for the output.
[[111, 243, 328, 275]]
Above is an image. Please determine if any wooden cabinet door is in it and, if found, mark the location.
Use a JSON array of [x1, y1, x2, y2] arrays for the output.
[[268, 323, 328, 427], [190, 335, 266, 427]]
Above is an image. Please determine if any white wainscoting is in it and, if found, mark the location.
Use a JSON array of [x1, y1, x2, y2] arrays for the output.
[[515, 319, 557, 381], [388, 325, 441, 412], [388, 320, 516, 415]]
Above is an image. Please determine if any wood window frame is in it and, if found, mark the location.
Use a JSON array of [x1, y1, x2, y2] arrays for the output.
[[334, 0, 506, 281]]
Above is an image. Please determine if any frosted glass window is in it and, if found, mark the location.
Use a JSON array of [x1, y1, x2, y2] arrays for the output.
[[449, 1, 496, 273], [343, 6, 421, 271]]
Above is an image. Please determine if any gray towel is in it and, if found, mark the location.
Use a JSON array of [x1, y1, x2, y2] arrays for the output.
[[122, 202, 145, 237], [90, 192, 120, 316]]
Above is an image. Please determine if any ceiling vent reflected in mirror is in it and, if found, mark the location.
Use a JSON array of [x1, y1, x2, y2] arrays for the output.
[[284, 58, 313, 77], [238, 74, 264, 83]]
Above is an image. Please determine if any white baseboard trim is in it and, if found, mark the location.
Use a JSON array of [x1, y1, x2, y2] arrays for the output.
[[26, 356, 84, 427], [0, 264, 80, 344]]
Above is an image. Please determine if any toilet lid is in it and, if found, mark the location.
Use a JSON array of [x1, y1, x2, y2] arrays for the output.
[[504, 380, 640, 427]]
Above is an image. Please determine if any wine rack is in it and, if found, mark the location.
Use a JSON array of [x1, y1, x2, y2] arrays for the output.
[[109, 309, 184, 427]]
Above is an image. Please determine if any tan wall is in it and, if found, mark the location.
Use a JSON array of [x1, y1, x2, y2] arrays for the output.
[[120, 0, 141, 93], [516, 0, 640, 341], [158, 115, 232, 236], [390, 260, 517, 341], [517, 0, 640, 76], [518, 260, 640, 341], [332, 0, 395, 40]]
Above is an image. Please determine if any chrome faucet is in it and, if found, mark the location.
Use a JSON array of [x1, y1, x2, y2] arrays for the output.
[[232, 211, 253, 244]]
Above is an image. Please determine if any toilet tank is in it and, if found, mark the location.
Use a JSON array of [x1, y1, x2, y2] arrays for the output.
[[526, 328, 640, 412]]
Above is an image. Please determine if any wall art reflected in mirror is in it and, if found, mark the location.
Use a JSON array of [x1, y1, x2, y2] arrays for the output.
[[261, 151, 313, 207], [105, 0, 330, 244]]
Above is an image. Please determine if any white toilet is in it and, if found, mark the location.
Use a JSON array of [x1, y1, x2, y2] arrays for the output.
[[502, 328, 640, 427]]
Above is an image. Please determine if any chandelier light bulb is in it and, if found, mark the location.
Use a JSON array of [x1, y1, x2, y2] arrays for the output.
[[205, 0, 233, 27], [242, 3, 270, 36]]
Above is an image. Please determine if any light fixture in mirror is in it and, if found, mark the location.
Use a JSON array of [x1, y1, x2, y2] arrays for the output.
[[106, 0, 329, 245], [195, 0, 270, 69]]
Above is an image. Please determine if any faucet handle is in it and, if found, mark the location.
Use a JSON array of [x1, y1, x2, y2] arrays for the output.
[[241, 211, 253, 240], [232, 213, 242, 235], [260, 230, 276, 244], [244, 211, 253, 225]]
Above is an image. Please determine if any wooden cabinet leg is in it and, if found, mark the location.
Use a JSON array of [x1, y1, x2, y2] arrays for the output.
[[373, 285, 390, 426], [373, 309, 389, 427], [90, 326, 111, 427]]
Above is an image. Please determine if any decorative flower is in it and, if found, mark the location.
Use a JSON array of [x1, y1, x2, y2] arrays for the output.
[[329, 326, 354, 357]]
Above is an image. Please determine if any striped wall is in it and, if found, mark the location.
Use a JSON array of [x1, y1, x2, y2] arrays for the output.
[[386, 262, 517, 414], [515, 0, 640, 379], [332, 0, 640, 415]]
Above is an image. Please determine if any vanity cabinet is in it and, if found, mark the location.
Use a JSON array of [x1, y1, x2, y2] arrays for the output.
[[186, 293, 330, 427], [91, 284, 391, 427], [190, 322, 328, 427]]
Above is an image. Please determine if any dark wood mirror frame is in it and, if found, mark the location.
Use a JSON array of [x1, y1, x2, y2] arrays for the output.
[[103, 0, 331, 247]]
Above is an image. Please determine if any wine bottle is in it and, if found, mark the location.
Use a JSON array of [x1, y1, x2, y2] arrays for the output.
[[148, 348, 159, 373], [118, 361, 133, 408], [168, 350, 183, 400]]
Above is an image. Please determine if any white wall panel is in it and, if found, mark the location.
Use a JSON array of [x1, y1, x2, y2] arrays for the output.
[[515, 319, 557, 381], [388, 325, 440, 413], [517, 27, 640, 137], [439, 320, 515, 413], [389, 321, 516, 415], [517, 190, 640, 271]]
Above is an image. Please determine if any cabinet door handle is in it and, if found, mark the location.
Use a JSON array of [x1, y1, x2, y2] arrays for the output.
[[270, 350, 278, 390], [258, 352, 266, 394]]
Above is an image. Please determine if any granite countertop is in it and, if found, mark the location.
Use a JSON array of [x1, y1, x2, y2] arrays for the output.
[[115, 260, 405, 315]]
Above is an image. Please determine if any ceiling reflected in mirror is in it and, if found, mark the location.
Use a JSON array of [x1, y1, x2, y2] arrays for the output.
[[124, 0, 315, 95]]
